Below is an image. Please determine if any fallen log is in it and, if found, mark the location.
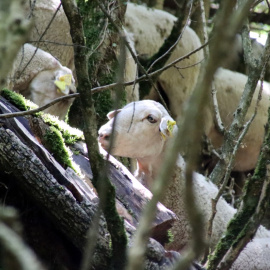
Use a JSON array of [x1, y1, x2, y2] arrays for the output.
[[0, 95, 180, 269]]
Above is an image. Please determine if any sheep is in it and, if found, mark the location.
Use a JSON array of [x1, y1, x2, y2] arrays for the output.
[[125, 3, 204, 118], [24, 0, 139, 102], [98, 100, 270, 270], [207, 68, 270, 172], [23, 0, 74, 71], [7, 1, 138, 119], [125, 3, 270, 172], [222, 34, 270, 82], [8, 43, 76, 119]]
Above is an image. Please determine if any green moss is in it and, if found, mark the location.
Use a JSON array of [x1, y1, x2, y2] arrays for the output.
[[44, 126, 76, 171], [41, 113, 84, 145], [73, 1, 127, 129], [1, 89, 83, 176], [1, 88, 37, 111], [167, 229, 174, 243]]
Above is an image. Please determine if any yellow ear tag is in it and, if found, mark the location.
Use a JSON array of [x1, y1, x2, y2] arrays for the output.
[[54, 74, 72, 94], [167, 120, 176, 136]]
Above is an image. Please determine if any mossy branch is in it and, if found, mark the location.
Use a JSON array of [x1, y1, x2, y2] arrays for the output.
[[207, 100, 270, 270], [61, 1, 127, 269], [209, 24, 270, 188], [170, 0, 255, 268], [206, 31, 270, 270]]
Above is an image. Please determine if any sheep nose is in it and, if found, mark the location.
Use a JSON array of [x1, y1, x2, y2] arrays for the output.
[[98, 132, 110, 141]]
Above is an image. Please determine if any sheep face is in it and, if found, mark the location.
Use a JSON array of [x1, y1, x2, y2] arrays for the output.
[[98, 100, 177, 159], [29, 66, 76, 119]]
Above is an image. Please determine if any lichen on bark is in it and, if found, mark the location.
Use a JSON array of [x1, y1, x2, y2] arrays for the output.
[[61, 1, 128, 269], [207, 89, 270, 270], [68, 0, 126, 128]]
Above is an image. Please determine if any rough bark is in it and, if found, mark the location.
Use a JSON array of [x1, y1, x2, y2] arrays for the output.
[[61, 1, 129, 268], [0, 96, 179, 269], [207, 86, 270, 269]]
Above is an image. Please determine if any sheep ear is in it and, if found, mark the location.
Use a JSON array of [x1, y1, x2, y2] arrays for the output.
[[54, 74, 72, 95], [107, 109, 121, 119], [159, 118, 177, 140]]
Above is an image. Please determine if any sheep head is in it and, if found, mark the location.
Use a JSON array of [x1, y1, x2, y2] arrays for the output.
[[98, 100, 177, 185], [29, 66, 76, 119]]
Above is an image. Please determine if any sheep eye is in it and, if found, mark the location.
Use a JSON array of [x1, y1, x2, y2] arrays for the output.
[[147, 115, 157, 123]]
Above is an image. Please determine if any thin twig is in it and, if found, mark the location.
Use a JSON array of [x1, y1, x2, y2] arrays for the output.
[[0, 42, 208, 119], [127, 62, 139, 133], [17, 3, 62, 79], [211, 82, 225, 134], [94, 0, 170, 112], [27, 0, 37, 19], [207, 28, 270, 270], [146, 2, 193, 73], [205, 58, 268, 260], [197, 0, 224, 135], [86, 17, 109, 59]]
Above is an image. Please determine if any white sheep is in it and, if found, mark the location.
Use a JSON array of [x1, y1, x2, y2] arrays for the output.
[[125, 4, 270, 172], [98, 100, 270, 270], [7, 1, 138, 118], [125, 3, 204, 118], [24, 0, 74, 71], [8, 43, 76, 119], [25, 0, 139, 102], [222, 34, 270, 82], [208, 68, 270, 171]]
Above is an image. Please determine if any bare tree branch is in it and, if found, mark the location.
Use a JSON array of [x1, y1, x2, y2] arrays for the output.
[[61, 1, 128, 269], [146, 0, 193, 73], [207, 29, 270, 270], [0, 42, 208, 119], [15, 3, 62, 81]]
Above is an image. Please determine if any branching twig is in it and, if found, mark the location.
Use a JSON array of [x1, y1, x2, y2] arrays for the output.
[[61, 1, 127, 269], [94, 0, 171, 111], [16, 3, 62, 80], [205, 22, 270, 264], [171, 0, 256, 268], [209, 31, 270, 188], [211, 83, 225, 134], [206, 23, 270, 270], [146, 1, 193, 73], [0, 42, 208, 119]]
